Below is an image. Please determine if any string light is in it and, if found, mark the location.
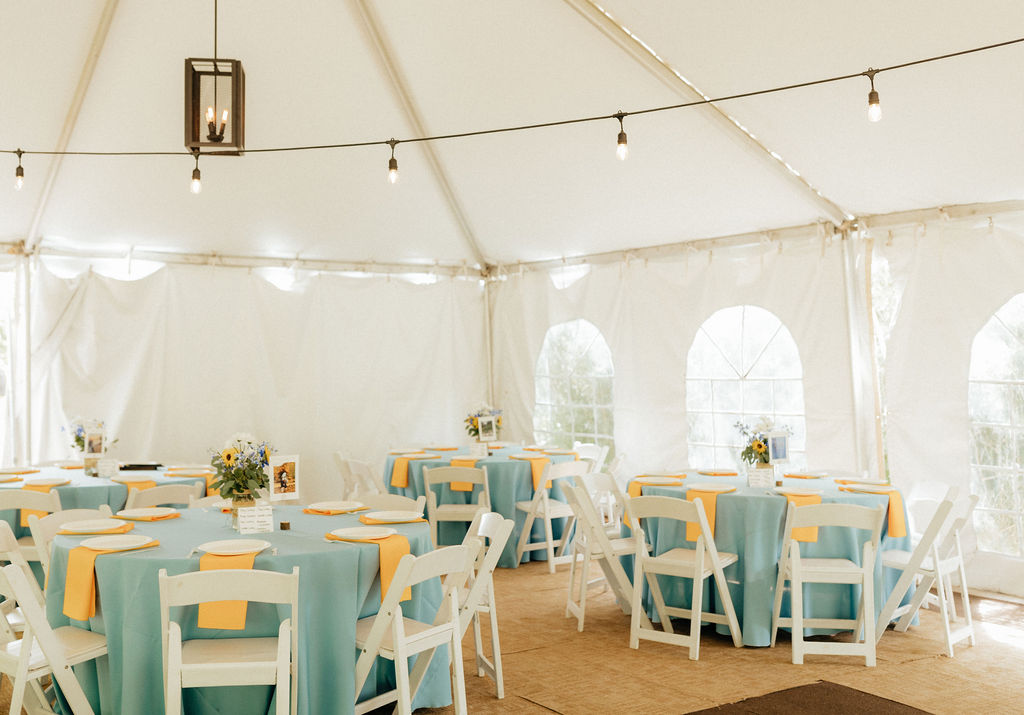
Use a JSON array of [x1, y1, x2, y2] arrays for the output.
[[866, 69, 882, 122], [190, 151, 202, 194], [614, 112, 628, 161], [387, 138, 398, 184], [14, 149, 23, 191]]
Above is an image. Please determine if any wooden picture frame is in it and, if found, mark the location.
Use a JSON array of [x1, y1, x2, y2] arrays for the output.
[[268, 454, 299, 501]]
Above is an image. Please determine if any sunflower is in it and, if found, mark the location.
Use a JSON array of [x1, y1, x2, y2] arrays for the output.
[[262, 445, 271, 464], [752, 440, 767, 454], [220, 447, 239, 467]]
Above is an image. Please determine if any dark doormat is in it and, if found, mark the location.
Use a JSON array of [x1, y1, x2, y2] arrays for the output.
[[687, 680, 932, 714]]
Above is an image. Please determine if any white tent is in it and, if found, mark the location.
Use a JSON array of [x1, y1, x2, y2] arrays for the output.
[[2, 1, 1024, 595]]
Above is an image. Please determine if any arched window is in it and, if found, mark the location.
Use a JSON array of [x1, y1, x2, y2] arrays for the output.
[[969, 293, 1024, 557], [686, 305, 806, 468], [534, 319, 614, 457]]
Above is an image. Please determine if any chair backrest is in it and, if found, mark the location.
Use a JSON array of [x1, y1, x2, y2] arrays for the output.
[[188, 494, 229, 508], [574, 472, 626, 522], [573, 442, 609, 472], [125, 483, 203, 509], [346, 459, 385, 495], [939, 494, 979, 556], [333, 452, 358, 498], [28, 506, 114, 576], [546, 459, 591, 483], [423, 466, 487, 488], [782, 502, 887, 563], [0, 488, 62, 514], [2, 563, 81, 679], [626, 494, 716, 552], [0, 521, 43, 628], [458, 514, 513, 630], [357, 493, 426, 513]]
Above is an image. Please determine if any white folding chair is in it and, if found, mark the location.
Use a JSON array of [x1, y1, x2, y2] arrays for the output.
[[346, 459, 387, 496], [771, 502, 886, 666], [0, 521, 44, 638], [563, 484, 643, 632], [354, 544, 476, 715], [0, 563, 108, 715], [124, 483, 204, 509], [879, 494, 978, 656], [0, 490, 63, 563], [188, 494, 230, 509], [574, 472, 627, 534], [572, 441, 609, 472], [513, 460, 589, 574], [332, 452, 359, 499], [27, 506, 114, 580], [158, 566, 300, 715], [423, 466, 492, 546], [626, 495, 742, 659], [357, 493, 426, 513]]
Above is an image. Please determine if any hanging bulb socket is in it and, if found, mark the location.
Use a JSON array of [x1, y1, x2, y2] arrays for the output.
[[387, 139, 399, 184], [614, 112, 628, 161], [14, 149, 24, 191], [190, 151, 202, 194], [866, 70, 882, 123]]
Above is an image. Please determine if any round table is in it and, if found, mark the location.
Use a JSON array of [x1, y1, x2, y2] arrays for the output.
[[44, 505, 449, 715]]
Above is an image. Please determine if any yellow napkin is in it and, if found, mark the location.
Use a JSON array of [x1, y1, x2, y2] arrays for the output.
[[523, 447, 546, 451], [20, 483, 63, 527], [839, 486, 907, 538], [325, 533, 412, 601], [359, 514, 426, 525], [425, 446, 457, 451], [0, 476, 23, 484], [784, 473, 823, 480], [63, 540, 160, 620], [698, 470, 738, 477], [197, 551, 259, 629], [782, 493, 822, 542], [449, 459, 478, 491], [510, 455, 551, 490], [113, 512, 180, 522], [625, 476, 685, 527], [302, 506, 369, 516], [685, 488, 735, 541], [0, 469, 39, 476], [389, 453, 436, 488], [58, 522, 135, 535], [833, 478, 885, 485], [118, 480, 157, 492], [60, 464, 84, 470]]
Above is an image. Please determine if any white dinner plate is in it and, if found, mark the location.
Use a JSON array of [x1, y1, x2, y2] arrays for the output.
[[775, 487, 823, 496], [696, 469, 739, 476], [308, 500, 364, 512], [685, 483, 737, 493], [0, 467, 38, 475], [542, 448, 576, 454], [26, 477, 70, 487], [196, 539, 272, 556], [116, 507, 178, 520], [80, 534, 154, 551], [509, 453, 542, 460], [330, 526, 397, 541], [389, 448, 421, 455], [783, 471, 828, 478], [488, 442, 510, 448], [634, 475, 685, 484], [112, 474, 155, 484], [364, 510, 423, 523], [422, 445, 455, 451], [842, 484, 899, 493], [60, 518, 124, 533]]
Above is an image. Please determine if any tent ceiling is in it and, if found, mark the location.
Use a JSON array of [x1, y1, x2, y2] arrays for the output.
[[1, 0, 1022, 267]]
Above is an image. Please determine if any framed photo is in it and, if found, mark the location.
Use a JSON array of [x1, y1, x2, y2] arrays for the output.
[[477, 415, 497, 442], [268, 455, 300, 501], [85, 431, 105, 455], [767, 432, 789, 464]]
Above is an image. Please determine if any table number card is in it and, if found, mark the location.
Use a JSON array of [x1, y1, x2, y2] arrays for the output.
[[237, 505, 274, 534], [748, 466, 774, 489], [97, 459, 120, 478]]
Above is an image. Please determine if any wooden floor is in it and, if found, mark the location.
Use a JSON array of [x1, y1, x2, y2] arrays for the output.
[[434, 561, 1024, 714]]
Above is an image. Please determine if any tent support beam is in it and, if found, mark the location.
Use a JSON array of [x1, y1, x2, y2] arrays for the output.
[[561, 0, 850, 226], [351, 0, 489, 270], [23, 0, 121, 253]]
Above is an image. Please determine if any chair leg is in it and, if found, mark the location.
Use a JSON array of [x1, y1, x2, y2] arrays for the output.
[[514, 513, 536, 566], [936, 573, 955, 658], [393, 624, 412, 715], [577, 547, 591, 632], [629, 556, 644, 649], [472, 611, 485, 677], [565, 542, 580, 619], [646, 571, 674, 635], [688, 574, 704, 661], [487, 593, 505, 699], [543, 514, 557, 574], [448, 602, 468, 715], [862, 573, 876, 667], [712, 564, 743, 647], [957, 564, 975, 647], [896, 572, 935, 633], [791, 561, 804, 665], [770, 548, 788, 648]]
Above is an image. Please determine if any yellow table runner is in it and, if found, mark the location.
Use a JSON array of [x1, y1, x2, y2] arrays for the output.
[[782, 493, 822, 542], [325, 532, 412, 601], [63, 540, 160, 620], [302, 506, 368, 515], [389, 453, 437, 488], [509, 455, 551, 490], [839, 486, 907, 538], [197, 551, 259, 629], [685, 487, 735, 541], [58, 523, 135, 535], [20, 482, 63, 527], [114, 512, 181, 522], [449, 458, 478, 491]]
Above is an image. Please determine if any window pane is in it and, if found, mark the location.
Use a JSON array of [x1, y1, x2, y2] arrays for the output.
[[596, 407, 613, 436], [594, 377, 613, 404], [686, 379, 711, 411], [535, 377, 552, 404], [712, 381, 741, 413], [742, 380, 772, 414], [688, 412, 714, 444], [571, 376, 594, 404]]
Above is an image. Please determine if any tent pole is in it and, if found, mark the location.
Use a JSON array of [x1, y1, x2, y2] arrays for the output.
[[840, 232, 871, 476], [484, 280, 494, 406], [862, 235, 887, 481], [23, 257, 32, 463]]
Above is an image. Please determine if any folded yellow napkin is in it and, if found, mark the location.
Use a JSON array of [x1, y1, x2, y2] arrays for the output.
[[113, 512, 180, 522], [782, 493, 822, 542], [358, 514, 426, 525], [685, 488, 735, 541], [58, 522, 135, 535], [0, 476, 23, 483], [839, 486, 907, 538], [448, 458, 478, 491], [1, 469, 39, 476], [20, 483, 63, 527], [325, 532, 411, 601], [425, 446, 457, 451], [60, 464, 84, 470], [197, 551, 259, 629], [784, 473, 824, 480], [509, 455, 551, 490], [302, 506, 369, 516], [389, 453, 436, 488], [627, 476, 686, 500], [833, 478, 886, 485], [63, 540, 160, 620], [523, 447, 546, 452], [119, 480, 157, 492], [698, 470, 738, 477]]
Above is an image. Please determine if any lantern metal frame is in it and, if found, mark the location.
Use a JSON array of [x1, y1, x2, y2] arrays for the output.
[[184, 57, 245, 154]]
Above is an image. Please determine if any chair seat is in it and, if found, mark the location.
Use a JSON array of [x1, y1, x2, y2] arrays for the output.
[[179, 637, 282, 686], [646, 547, 739, 577], [783, 557, 863, 579], [16, 535, 39, 561], [590, 536, 634, 557], [354, 616, 442, 659], [2, 605, 25, 632], [434, 503, 484, 520], [882, 549, 960, 575], [3, 625, 107, 673], [514, 499, 573, 519]]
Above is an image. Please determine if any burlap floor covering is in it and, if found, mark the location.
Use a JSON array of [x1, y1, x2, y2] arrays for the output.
[[3, 562, 1020, 714]]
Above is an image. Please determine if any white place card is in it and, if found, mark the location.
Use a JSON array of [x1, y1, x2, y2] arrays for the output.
[[97, 459, 120, 478], [237, 505, 274, 534], [747, 466, 774, 489]]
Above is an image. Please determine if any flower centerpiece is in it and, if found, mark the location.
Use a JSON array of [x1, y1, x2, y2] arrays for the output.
[[64, 417, 118, 475], [210, 433, 273, 527], [735, 417, 780, 467], [464, 404, 502, 440]]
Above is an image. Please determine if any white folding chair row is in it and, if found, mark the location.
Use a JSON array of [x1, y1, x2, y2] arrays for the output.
[[572, 441, 609, 472], [514, 460, 590, 573], [159, 567, 300, 715], [0, 489, 63, 563], [771, 502, 886, 666], [125, 482, 205, 510], [423, 466, 492, 547], [28, 506, 114, 580], [626, 495, 742, 660]]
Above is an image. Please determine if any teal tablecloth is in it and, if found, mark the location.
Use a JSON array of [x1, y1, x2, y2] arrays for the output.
[[625, 473, 914, 647], [45, 505, 449, 715], [385, 446, 576, 567]]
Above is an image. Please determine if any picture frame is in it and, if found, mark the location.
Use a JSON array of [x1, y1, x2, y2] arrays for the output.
[[85, 431, 105, 455], [268, 455, 300, 501], [477, 415, 497, 442], [767, 431, 789, 464]]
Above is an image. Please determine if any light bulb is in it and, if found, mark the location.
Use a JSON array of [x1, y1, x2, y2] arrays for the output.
[[867, 89, 882, 122], [616, 130, 629, 161], [14, 166, 24, 191], [190, 167, 202, 194], [206, 106, 215, 123], [388, 156, 398, 184]]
